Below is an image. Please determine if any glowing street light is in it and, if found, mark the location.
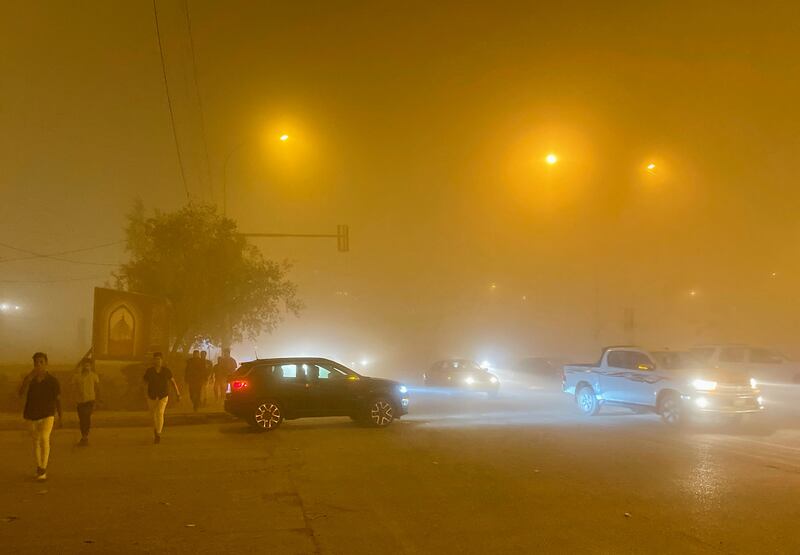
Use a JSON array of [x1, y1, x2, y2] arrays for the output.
[[647, 163, 656, 171], [545, 153, 558, 165], [224, 132, 293, 215]]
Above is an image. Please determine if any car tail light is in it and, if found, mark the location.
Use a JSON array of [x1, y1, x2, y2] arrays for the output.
[[231, 380, 249, 391]]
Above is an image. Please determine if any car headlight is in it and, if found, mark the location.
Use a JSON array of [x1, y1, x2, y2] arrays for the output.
[[750, 378, 758, 389], [692, 379, 717, 391], [489, 376, 498, 384], [464, 376, 475, 385], [398, 385, 408, 394]]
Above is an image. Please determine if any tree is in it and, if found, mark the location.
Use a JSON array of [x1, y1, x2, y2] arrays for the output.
[[115, 200, 302, 353]]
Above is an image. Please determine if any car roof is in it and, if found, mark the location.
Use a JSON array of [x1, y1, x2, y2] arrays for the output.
[[241, 357, 341, 366], [691, 344, 748, 348]]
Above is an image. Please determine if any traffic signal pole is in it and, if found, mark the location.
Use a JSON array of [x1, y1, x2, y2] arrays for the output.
[[242, 224, 349, 252]]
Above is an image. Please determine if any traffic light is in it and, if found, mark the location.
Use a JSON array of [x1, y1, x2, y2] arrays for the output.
[[337, 225, 349, 252]]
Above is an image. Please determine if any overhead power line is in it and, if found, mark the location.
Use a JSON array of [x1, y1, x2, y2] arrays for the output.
[[152, 0, 192, 202], [0, 240, 123, 266], [0, 275, 108, 284], [184, 0, 214, 201]]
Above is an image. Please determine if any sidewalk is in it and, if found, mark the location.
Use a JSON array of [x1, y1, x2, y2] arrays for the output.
[[0, 407, 234, 431]]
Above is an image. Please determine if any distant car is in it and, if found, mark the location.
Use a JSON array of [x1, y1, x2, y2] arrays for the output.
[[224, 357, 409, 431], [513, 357, 563, 380], [424, 359, 500, 397], [689, 344, 800, 384]]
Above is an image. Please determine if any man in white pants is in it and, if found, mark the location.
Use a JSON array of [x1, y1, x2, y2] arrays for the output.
[[142, 352, 181, 444], [19, 352, 62, 481]]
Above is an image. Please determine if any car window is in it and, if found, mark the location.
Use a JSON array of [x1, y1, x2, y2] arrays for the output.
[[719, 348, 746, 363], [749, 348, 782, 364], [689, 347, 715, 364], [627, 352, 654, 370], [607, 351, 626, 368], [311, 363, 348, 380], [653, 352, 704, 369], [273, 364, 306, 380]]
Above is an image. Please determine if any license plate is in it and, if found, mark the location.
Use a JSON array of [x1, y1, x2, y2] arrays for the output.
[[734, 398, 746, 407]]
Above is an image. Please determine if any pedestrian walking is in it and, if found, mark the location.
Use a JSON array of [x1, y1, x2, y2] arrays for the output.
[[200, 350, 212, 407], [18, 352, 62, 481], [184, 350, 206, 412], [71, 357, 100, 446], [213, 347, 237, 401], [143, 352, 181, 444]]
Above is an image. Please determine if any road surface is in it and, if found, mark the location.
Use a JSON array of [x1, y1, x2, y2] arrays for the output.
[[2, 382, 800, 554]]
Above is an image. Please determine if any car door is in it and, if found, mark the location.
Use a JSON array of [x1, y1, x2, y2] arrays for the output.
[[599, 350, 629, 402], [622, 351, 662, 406], [306, 362, 355, 416], [271, 363, 312, 417]]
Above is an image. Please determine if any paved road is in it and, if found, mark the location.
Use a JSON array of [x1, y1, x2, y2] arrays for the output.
[[2, 382, 800, 554]]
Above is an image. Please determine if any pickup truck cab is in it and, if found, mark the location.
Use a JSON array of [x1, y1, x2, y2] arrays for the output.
[[562, 346, 764, 425]]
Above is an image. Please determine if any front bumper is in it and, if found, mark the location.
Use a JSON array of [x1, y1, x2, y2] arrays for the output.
[[684, 392, 764, 414], [398, 396, 410, 416]]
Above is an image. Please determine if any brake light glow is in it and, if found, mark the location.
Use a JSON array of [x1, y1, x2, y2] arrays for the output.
[[231, 380, 249, 391]]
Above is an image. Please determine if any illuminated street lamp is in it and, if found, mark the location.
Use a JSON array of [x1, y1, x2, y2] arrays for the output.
[[223, 133, 292, 216], [545, 153, 558, 165]]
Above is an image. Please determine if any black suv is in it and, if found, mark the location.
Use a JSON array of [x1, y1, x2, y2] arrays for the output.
[[224, 357, 409, 431]]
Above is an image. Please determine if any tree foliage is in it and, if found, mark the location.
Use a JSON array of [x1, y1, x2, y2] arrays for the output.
[[115, 201, 301, 352]]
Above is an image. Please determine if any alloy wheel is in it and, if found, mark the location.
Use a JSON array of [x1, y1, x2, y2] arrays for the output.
[[370, 400, 394, 426], [661, 397, 681, 425], [579, 388, 595, 414], [254, 403, 282, 430]]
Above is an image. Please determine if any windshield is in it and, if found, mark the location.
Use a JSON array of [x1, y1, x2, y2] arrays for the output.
[[688, 347, 716, 364], [444, 360, 483, 373], [653, 351, 707, 369]]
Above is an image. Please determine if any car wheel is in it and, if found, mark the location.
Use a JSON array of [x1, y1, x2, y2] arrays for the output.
[[659, 393, 685, 426], [576, 385, 600, 416], [249, 400, 284, 432], [366, 398, 395, 427]]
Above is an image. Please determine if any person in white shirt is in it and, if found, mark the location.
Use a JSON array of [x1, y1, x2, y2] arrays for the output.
[[72, 358, 100, 446]]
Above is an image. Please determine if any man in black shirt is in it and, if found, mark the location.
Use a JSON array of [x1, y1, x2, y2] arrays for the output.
[[184, 350, 207, 412], [18, 352, 62, 481], [143, 352, 181, 444]]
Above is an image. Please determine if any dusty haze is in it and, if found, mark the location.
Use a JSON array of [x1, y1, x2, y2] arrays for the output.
[[2, 1, 799, 367]]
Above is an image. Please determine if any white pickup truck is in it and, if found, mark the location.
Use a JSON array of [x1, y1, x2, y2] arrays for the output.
[[562, 346, 764, 425]]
